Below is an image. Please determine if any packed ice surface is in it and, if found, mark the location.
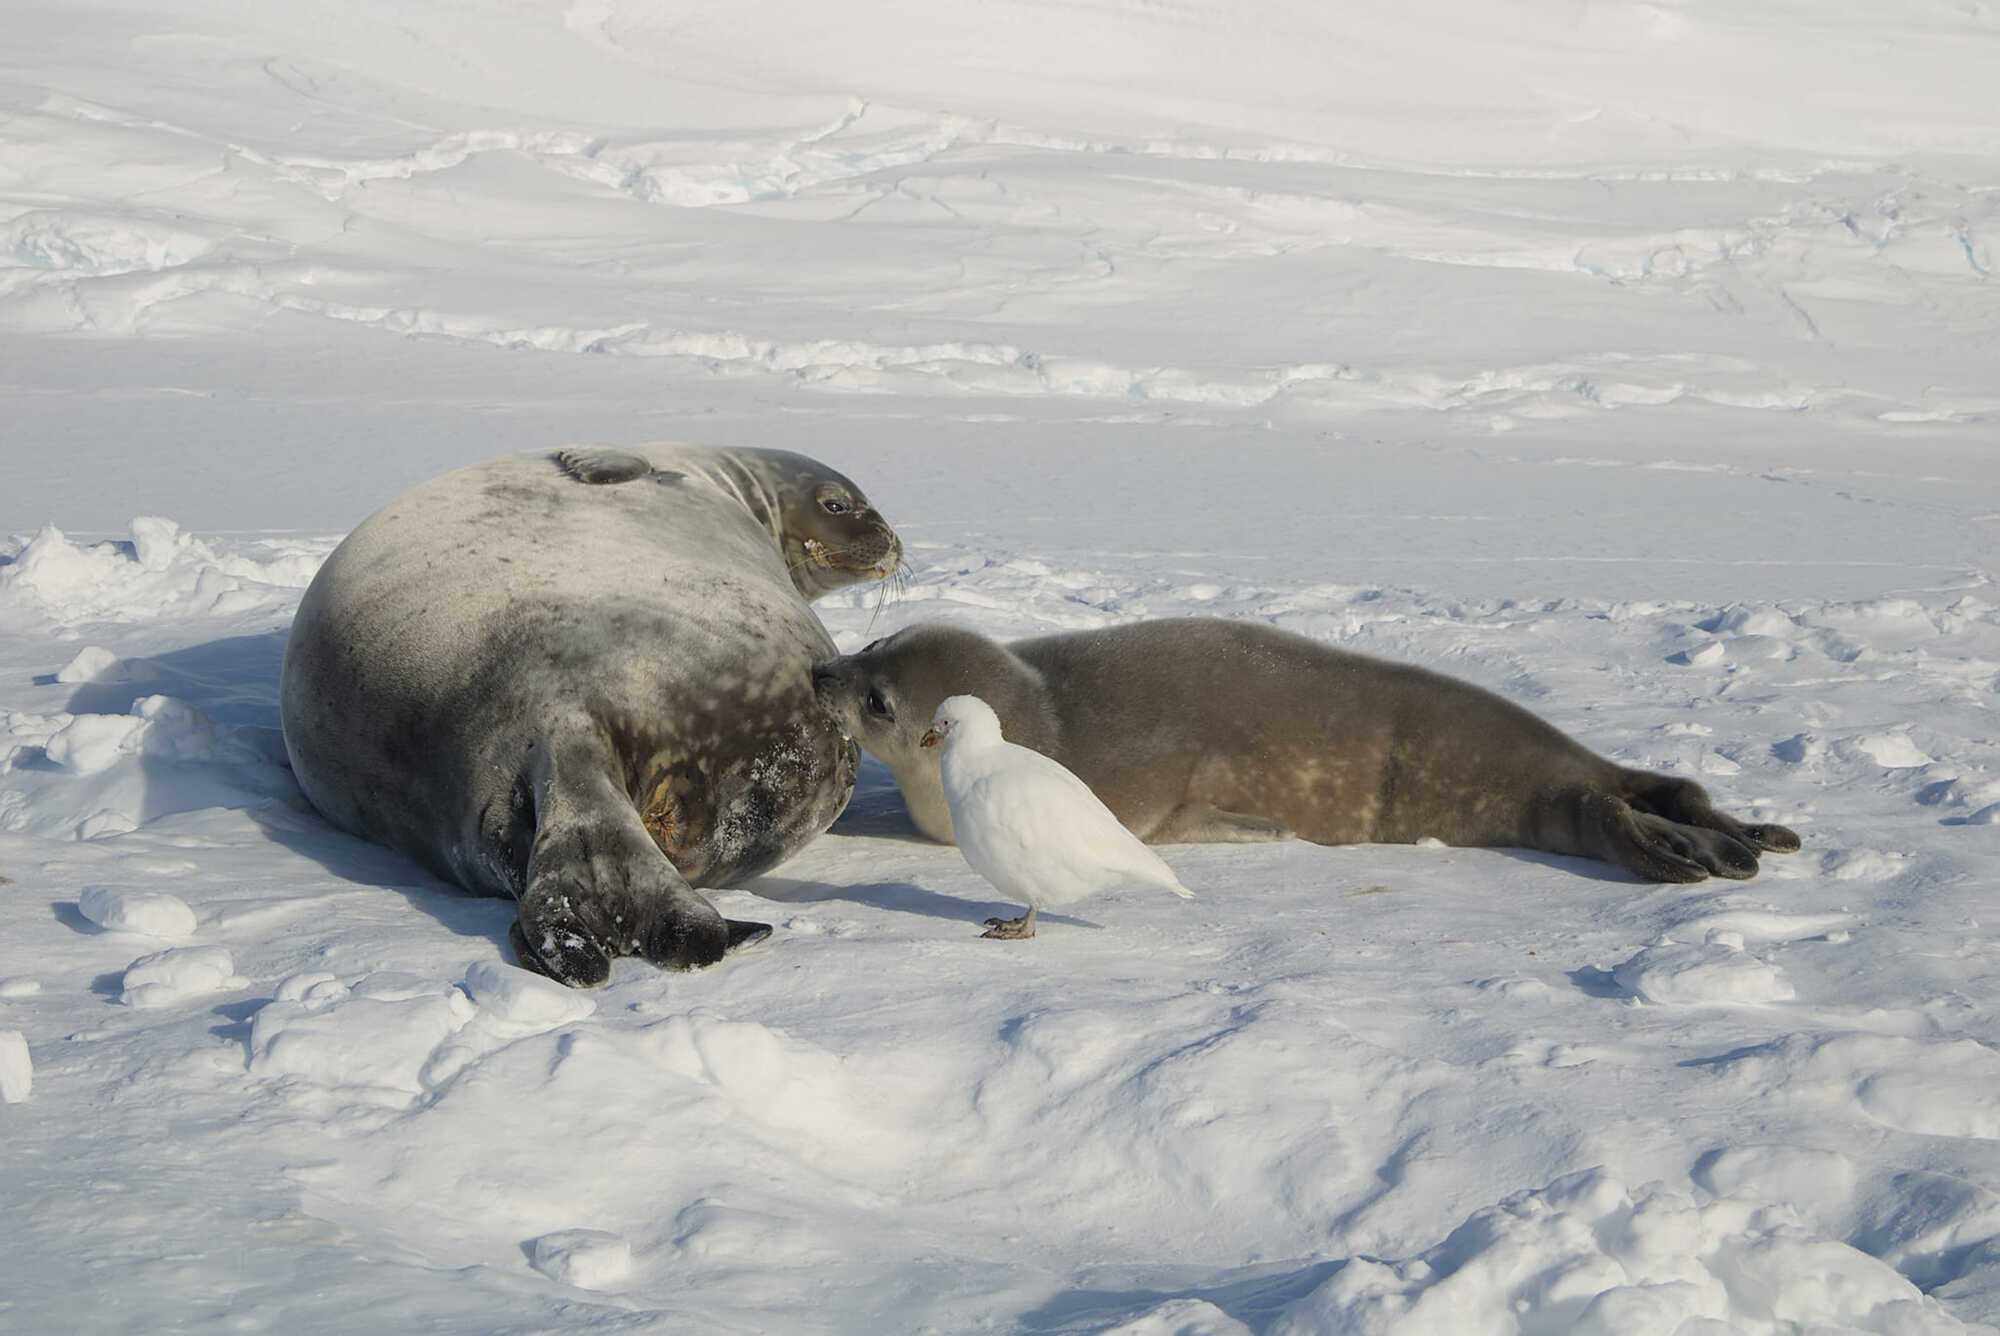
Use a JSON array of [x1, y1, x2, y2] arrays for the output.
[[3, 0, 1999, 1332]]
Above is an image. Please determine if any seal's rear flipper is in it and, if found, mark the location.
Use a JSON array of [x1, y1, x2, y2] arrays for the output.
[[1621, 772, 1802, 856], [1588, 793, 1765, 883]]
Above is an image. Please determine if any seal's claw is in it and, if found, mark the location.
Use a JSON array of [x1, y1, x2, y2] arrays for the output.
[[510, 916, 612, 988]]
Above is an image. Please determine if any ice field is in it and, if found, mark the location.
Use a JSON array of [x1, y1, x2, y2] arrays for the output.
[[3, 1, 1999, 1331]]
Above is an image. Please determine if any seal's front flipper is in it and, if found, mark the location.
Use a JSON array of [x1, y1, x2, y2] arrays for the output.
[[1151, 803, 1292, 844], [554, 447, 656, 485], [726, 919, 774, 951], [514, 733, 735, 987], [511, 914, 612, 989]]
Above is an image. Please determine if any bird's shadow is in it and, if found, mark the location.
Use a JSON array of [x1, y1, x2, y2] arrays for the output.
[[746, 875, 1097, 930]]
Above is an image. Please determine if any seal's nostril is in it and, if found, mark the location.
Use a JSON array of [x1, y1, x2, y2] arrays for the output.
[[811, 665, 837, 689]]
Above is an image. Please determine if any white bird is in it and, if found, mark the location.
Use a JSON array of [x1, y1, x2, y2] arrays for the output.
[[921, 694, 1194, 939]]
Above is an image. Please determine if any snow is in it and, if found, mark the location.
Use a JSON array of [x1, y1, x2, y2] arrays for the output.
[[527, 1229, 635, 1291], [76, 884, 198, 939], [117, 945, 241, 1009], [1268, 1169, 1959, 1336], [3, 0, 1999, 1331], [0, 1028, 30, 1103]]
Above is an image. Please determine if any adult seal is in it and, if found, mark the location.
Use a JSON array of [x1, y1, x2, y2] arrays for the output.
[[281, 444, 901, 986], [814, 619, 1799, 883]]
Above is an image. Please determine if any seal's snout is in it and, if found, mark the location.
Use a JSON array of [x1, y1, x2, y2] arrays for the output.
[[811, 662, 841, 695]]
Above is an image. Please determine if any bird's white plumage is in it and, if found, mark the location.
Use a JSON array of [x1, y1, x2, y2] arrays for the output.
[[930, 696, 1193, 920]]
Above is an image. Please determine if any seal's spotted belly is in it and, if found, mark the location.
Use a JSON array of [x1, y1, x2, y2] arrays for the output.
[[642, 715, 859, 887]]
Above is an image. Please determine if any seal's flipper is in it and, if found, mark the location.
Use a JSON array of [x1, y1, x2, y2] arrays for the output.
[[1628, 809, 1759, 880], [727, 919, 774, 950], [514, 732, 733, 987], [1151, 803, 1292, 844], [1623, 773, 1802, 856], [554, 447, 655, 485]]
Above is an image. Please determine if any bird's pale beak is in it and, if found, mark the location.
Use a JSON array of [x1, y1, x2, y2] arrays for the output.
[[919, 728, 940, 749]]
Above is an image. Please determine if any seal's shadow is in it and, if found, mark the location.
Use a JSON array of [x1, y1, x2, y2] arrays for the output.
[[48, 626, 507, 947], [827, 755, 930, 842]]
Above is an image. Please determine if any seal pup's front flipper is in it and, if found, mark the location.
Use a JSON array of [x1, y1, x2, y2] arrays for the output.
[[1149, 803, 1293, 845], [513, 729, 770, 987]]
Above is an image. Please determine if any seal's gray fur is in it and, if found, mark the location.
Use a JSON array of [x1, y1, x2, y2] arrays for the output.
[[281, 444, 900, 985]]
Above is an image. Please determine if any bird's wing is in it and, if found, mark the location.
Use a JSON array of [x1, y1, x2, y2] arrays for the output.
[[957, 748, 1192, 900]]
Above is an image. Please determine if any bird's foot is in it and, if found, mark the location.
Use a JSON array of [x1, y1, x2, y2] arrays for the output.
[[980, 912, 1037, 940]]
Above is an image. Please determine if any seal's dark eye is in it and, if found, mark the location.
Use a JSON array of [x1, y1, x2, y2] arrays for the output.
[[821, 497, 850, 515], [865, 688, 893, 720]]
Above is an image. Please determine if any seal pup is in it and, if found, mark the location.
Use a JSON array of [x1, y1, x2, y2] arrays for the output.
[[922, 695, 1194, 939], [281, 444, 901, 986], [813, 619, 1800, 884]]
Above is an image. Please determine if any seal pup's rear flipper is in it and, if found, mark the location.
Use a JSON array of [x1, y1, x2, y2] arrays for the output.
[[1620, 771, 1802, 855], [1579, 791, 1762, 884]]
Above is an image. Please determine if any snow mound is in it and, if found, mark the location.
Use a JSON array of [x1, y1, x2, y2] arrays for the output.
[[1853, 1170, 2000, 1297], [2, 209, 213, 276], [249, 966, 602, 1100], [0, 520, 324, 624], [119, 945, 238, 1009], [1672, 905, 1853, 943], [526, 1228, 632, 1290], [460, 960, 596, 1029], [1611, 937, 1795, 1006], [0, 978, 42, 1000], [1714, 1034, 2000, 1141], [77, 885, 197, 939], [248, 973, 477, 1096], [1694, 1145, 1857, 1221], [43, 695, 250, 776], [1704, 605, 1800, 638], [1844, 733, 1935, 770], [1271, 1169, 1973, 1335], [1823, 848, 1911, 881], [0, 1030, 31, 1103], [54, 646, 119, 684], [1102, 1299, 1253, 1336]]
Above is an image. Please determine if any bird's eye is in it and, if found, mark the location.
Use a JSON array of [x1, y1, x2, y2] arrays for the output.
[[821, 497, 850, 515], [866, 689, 893, 720]]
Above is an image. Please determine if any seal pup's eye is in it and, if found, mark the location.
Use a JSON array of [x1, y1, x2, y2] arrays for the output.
[[821, 497, 851, 515], [865, 688, 893, 721]]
